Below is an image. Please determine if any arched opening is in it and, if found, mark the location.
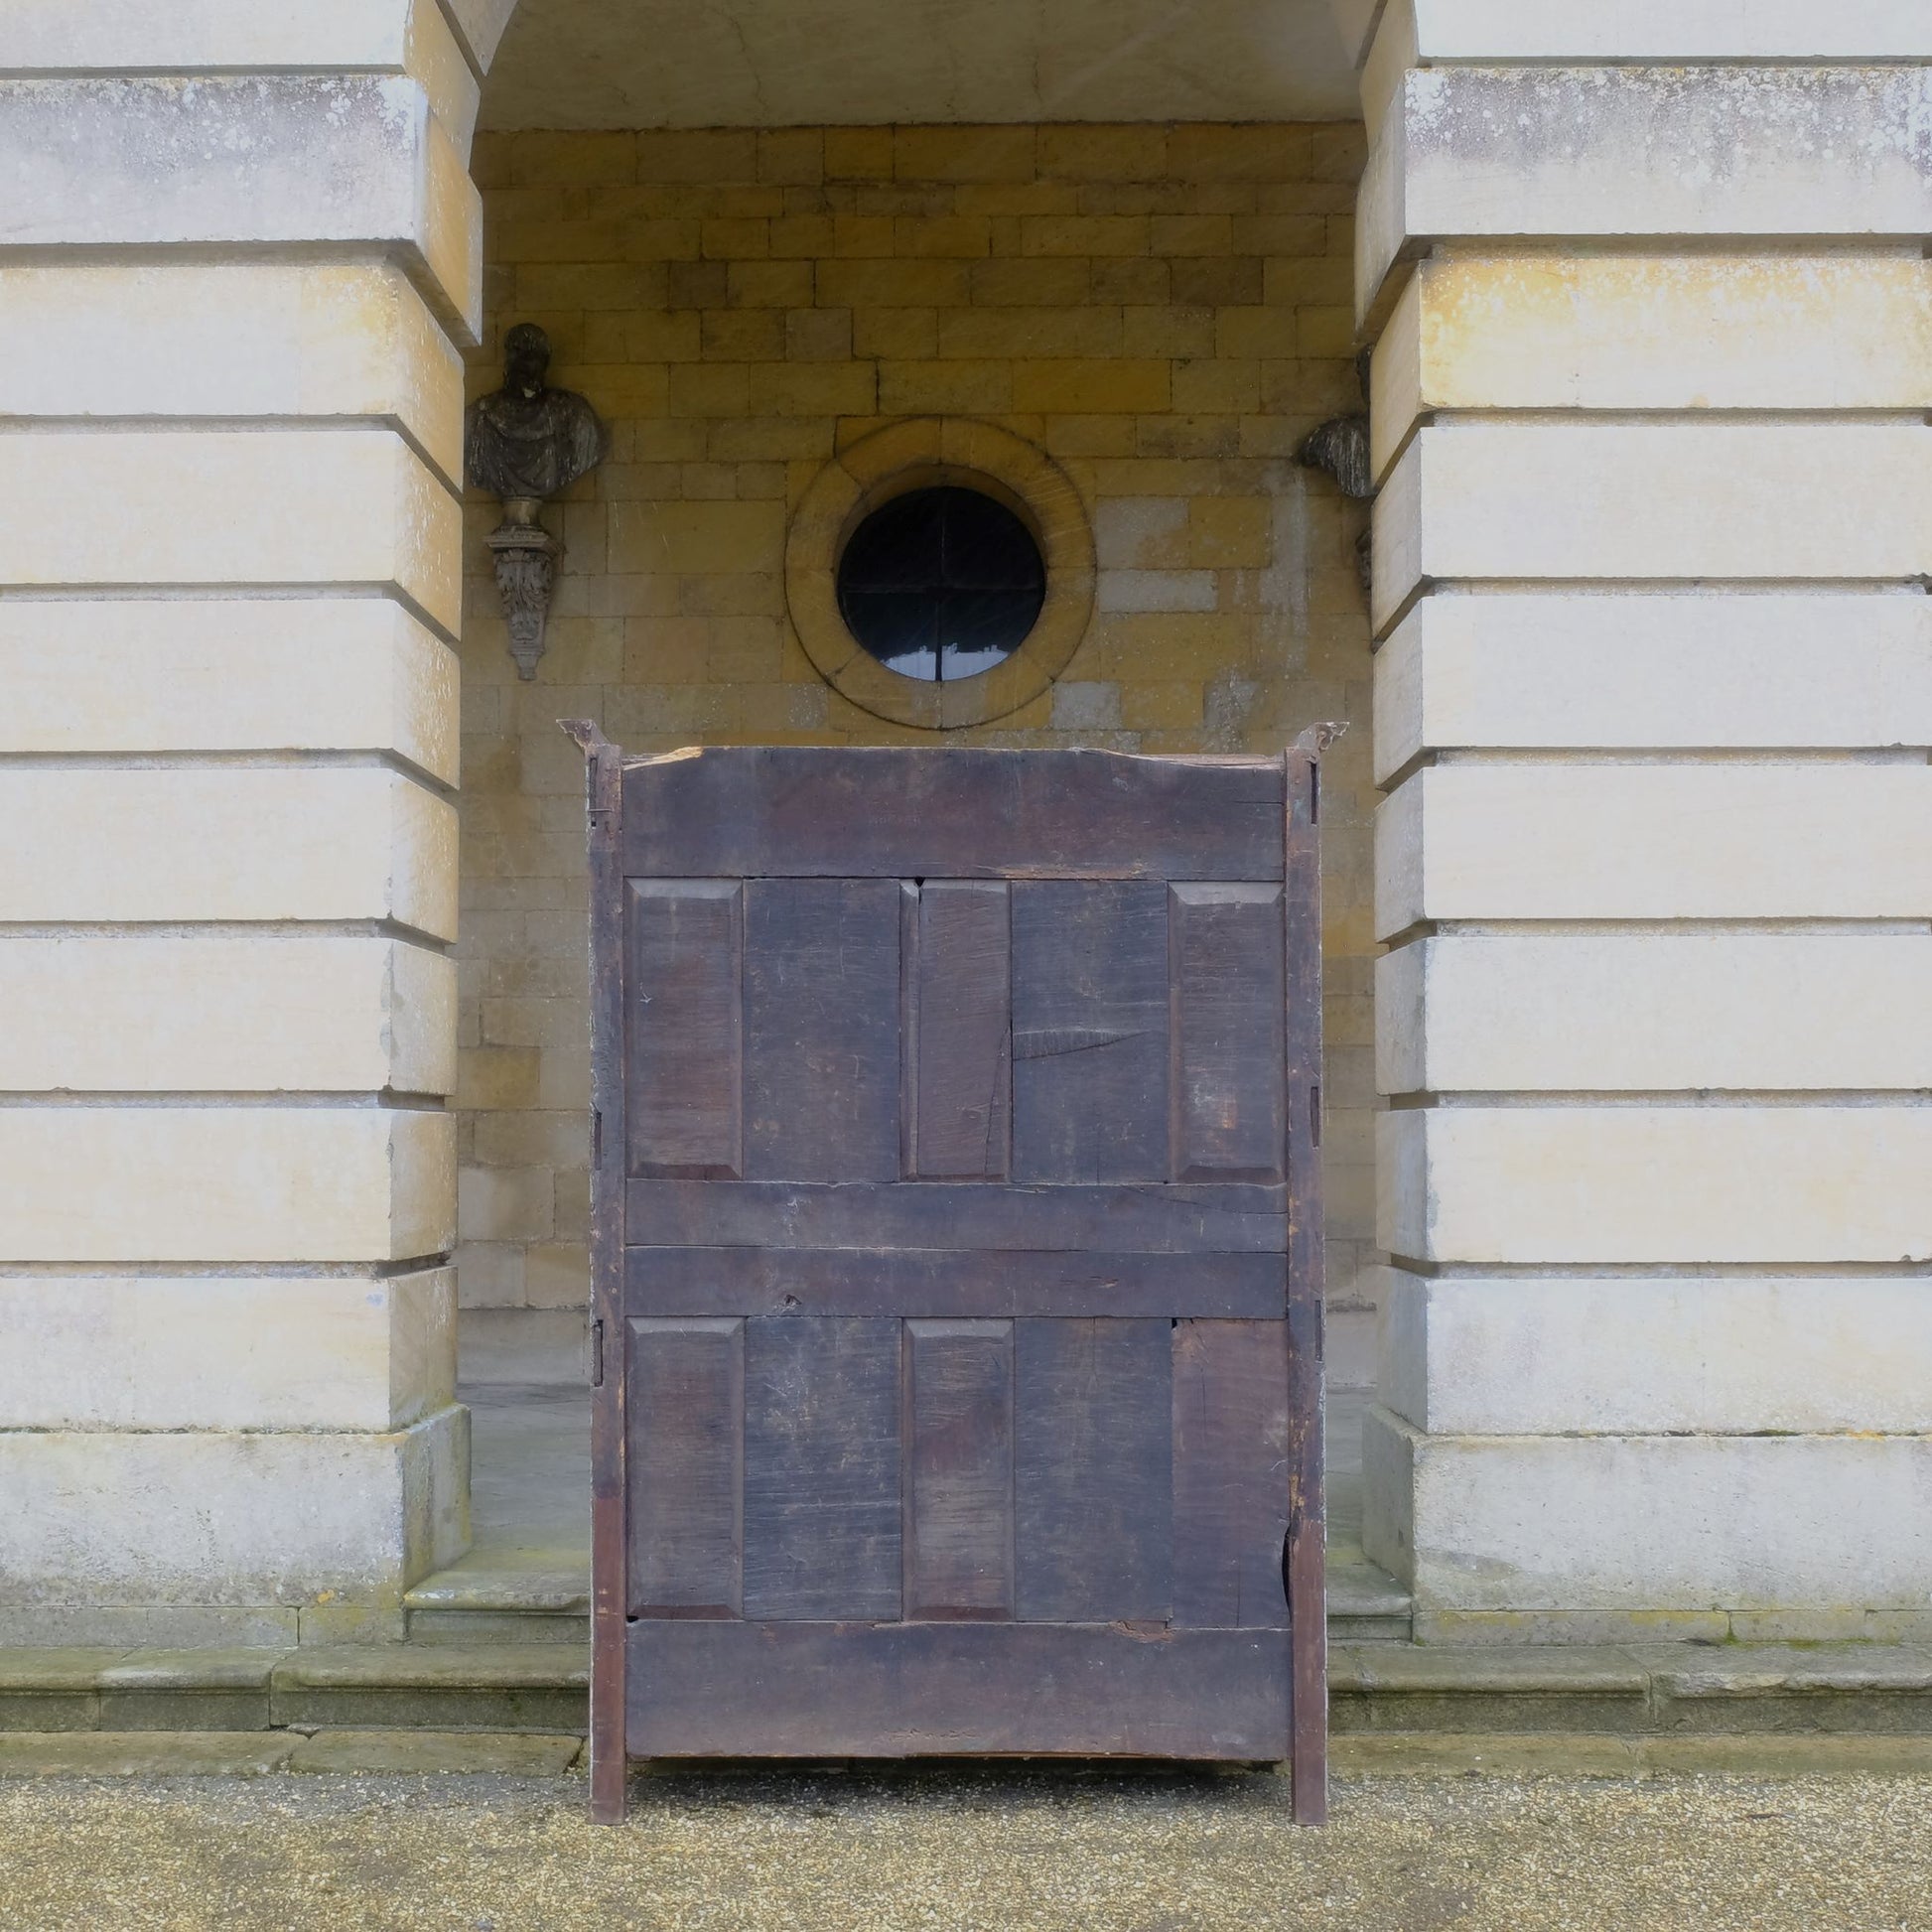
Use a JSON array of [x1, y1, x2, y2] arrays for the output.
[[435, 0, 1390, 1643]]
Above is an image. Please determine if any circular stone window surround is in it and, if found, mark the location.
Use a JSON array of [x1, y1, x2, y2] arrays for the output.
[[786, 417, 1096, 730]]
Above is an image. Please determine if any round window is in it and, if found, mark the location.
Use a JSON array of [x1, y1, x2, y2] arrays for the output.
[[836, 485, 1046, 683]]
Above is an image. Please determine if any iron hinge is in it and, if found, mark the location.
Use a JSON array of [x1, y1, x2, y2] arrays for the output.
[[590, 1317, 605, 1389]]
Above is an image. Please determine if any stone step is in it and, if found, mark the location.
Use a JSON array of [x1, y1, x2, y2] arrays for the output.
[[7, 1641, 1931, 1744]]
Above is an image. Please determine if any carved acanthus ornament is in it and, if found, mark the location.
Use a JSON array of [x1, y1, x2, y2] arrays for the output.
[[466, 323, 608, 680]]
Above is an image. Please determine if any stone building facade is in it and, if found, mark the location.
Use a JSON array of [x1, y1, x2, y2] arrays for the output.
[[2, 0, 1930, 1660]]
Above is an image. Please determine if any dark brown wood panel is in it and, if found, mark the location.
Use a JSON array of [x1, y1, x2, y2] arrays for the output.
[[579, 730, 1331, 1817], [628, 1622, 1290, 1758], [904, 882, 1011, 1179], [624, 881, 742, 1178], [625, 1317, 743, 1617], [625, 1179, 1287, 1252], [621, 746, 1286, 882], [1170, 884, 1287, 1182], [624, 1247, 1287, 1319], [1012, 881, 1172, 1183], [1173, 1319, 1291, 1630], [743, 1317, 901, 1621], [903, 1320, 1014, 1620], [743, 878, 899, 1182], [1015, 1317, 1173, 1623]]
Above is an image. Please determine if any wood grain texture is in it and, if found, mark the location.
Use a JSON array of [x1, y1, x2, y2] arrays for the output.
[[743, 878, 899, 1183], [905, 882, 1011, 1179], [743, 1317, 901, 1621], [628, 1622, 1290, 1758], [623, 881, 742, 1178], [1015, 1317, 1173, 1624], [904, 1320, 1014, 1620], [574, 723, 628, 1825], [625, 1179, 1288, 1253], [625, 1317, 743, 1618], [624, 1247, 1288, 1318], [1173, 1319, 1291, 1630], [1283, 738, 1329, 1825], [1170, 885, 1286, 1182], [621, 747, 1286, 883], [1012, 881, 1171, 1183]]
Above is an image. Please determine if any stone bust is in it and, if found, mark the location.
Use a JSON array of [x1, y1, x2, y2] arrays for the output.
[[466, 322, 607, 509]]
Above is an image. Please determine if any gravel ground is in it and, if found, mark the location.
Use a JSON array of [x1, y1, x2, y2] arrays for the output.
[[1, 1767, 1929, 1932]]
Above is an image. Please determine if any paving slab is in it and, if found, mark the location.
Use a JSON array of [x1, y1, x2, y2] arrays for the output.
[[0, 1730, 297, 1776], [1333, 1731, 1643, 1776], [289, 1729, 584, 1775]]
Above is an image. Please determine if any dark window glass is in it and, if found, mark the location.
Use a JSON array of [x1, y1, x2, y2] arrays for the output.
[[837, 486, 1045, 682]]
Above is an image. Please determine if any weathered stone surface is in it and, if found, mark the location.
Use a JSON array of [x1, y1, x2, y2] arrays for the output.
[[0, 1408, 467, 1605], [1361, 68, 1932, 319], [0, 599, 457, 782], [1334, 1731, 1643, 1775], [0, 768, 457, 937], [1378, 1106, 1932, 1266], [290, 1728, 584, 1775], [1372, 255, 1932, 479], [0, 1608, 299, 1650], [1413, 1610, 1733, 1648], [0, 1, 479, 147], [269, 1642, 587, 1731], [1641, 1732, 1932, 1774], [0, 430, 463, 635], [1398, 0, 1932, 60], [1373, 424, 1932, 628], [1373, 594, 1932, 779], [0, 76, 480, 342], [1376, 764, 1932, 936], [1377, 934, 1932, 1093], [1364, 1408, 1932, 1612], [0, 264, 465, 485], [1331, 1643, 1652, 1735], [1380, 1272, 1932, 1436], [0, 1730, 299, 1776], [0, 1108, 455, 1264], [0, 1270, 455, 1433], [0, 935, 454, 1096]]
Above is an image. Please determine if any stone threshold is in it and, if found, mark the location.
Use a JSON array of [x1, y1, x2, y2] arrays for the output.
[[4, 1641, 1932, 1744]]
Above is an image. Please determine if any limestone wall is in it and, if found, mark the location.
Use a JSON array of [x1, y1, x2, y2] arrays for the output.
[[455, 122, 1380, 1381]]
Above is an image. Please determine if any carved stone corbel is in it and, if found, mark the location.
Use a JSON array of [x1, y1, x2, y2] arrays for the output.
[[1297, 348, 1377, 599], [466, 323, 608, 680]]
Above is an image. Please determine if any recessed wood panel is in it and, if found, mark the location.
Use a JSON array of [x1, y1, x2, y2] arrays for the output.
[[1011, 881, 1171, 1183], [743, 878, 899, 1182], [625, 1317, 743, 1617], [1173, 1319, 1291, 1630], [628, 1621, 1290, 1759], [624, 881, 742, 1178], [621, 747, 1287, 882], [904, 1319, 1014, 1620], [1015, 1317, 1173, 1623], [904, 881, 1011, 1179], [743, 1317, 901, 1621], [1170, 884, 1286, 1182]]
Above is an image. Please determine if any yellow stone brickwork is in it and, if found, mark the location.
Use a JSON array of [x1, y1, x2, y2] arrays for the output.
[[456, 122, 1378, 1380]]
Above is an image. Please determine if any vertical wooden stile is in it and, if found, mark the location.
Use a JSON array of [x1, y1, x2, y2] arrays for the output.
[[1283, 726, 1335, 1826], [565, 720, 629, 1827]]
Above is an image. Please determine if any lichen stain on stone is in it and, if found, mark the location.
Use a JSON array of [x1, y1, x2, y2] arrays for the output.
[[1406, 66, 1932, 186]]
